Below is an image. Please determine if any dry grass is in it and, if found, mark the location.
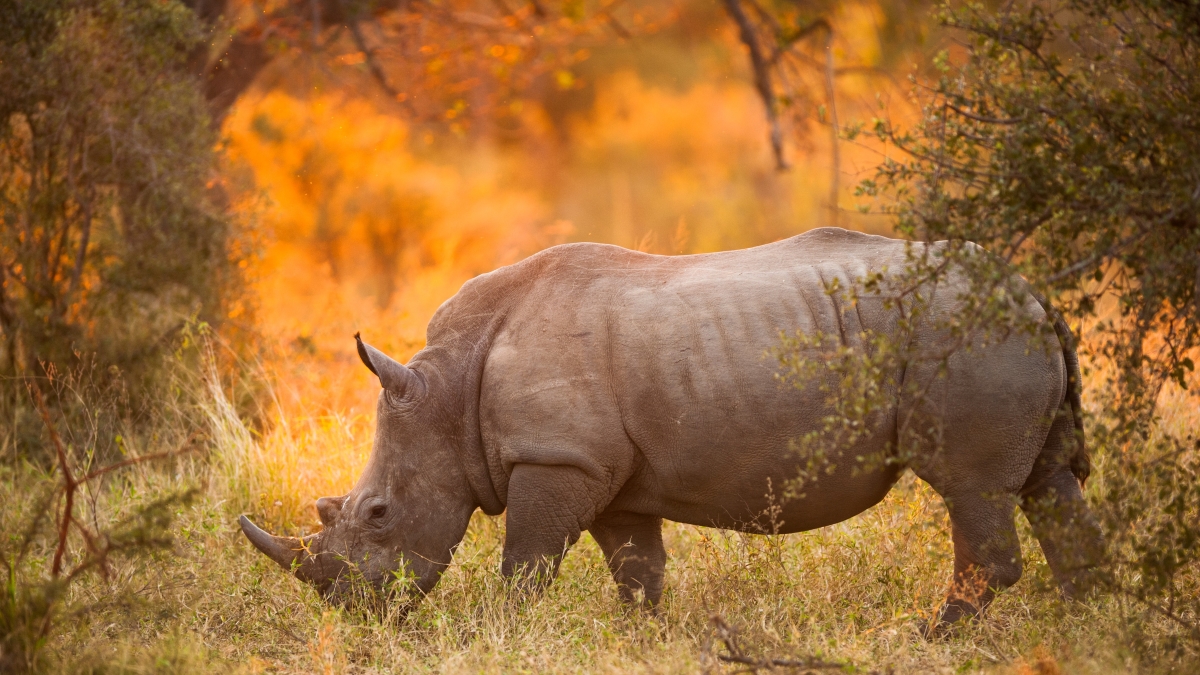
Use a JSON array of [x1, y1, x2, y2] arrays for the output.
[[7, 346, 1196, 674], [43, 474, 1149, 674]]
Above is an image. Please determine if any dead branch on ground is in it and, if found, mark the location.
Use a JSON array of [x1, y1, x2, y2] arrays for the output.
[[706, 614, 881, 673]]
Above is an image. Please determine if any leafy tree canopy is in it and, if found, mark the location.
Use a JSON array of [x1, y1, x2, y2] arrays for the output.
[[863, 0, 1200, 412]]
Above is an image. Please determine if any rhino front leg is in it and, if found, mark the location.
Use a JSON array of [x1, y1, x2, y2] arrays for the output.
[[501, 464, 601, 592], [589, 511, 666, 608]]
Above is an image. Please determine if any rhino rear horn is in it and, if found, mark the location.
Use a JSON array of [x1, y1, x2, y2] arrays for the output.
[[240, 515, 305, 571], [355, 333, 426, 399]]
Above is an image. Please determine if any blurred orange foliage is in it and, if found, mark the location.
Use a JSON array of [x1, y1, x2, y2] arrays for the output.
[[219, 1, 916, 514]]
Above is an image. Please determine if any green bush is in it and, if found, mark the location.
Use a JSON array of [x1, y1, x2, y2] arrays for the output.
[[0, 0, 243, 462], [831, 0, 1200, 662]]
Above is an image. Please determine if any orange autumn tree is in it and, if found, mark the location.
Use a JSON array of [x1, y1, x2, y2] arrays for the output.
[[207, 0, 931, 345], [190, 0, 930, 152]]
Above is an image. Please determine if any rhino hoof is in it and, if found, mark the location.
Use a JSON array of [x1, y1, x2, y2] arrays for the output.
[[920, 600, 980, 640]]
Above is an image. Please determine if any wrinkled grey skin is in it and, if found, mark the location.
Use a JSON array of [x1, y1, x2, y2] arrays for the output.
[[241, 228, 1102, 629]]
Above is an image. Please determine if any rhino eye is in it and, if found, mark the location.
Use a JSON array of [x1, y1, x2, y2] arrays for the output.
[[369, 505, 387, 520]]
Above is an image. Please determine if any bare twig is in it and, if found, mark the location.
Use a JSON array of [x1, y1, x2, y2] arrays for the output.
[[1046, 230, 1149, 284], [33, 386, 76, 579], [78, 432, 201, 485], [335, 2, 418, 114], [594, 0, 632, 39], [491, 0, 529, 30], [1117, 587, 1200, 641], [347, 19, 401, 99], [768, 18, 831, 66], [708, 614, 871, 673], [65, 186, 92, 306], [32, 385, 200, 580], [946, 103, 1021, 125], [717, 652, 852, 671]]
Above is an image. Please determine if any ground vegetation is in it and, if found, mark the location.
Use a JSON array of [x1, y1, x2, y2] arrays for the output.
[[3, 0, 1199, 671]]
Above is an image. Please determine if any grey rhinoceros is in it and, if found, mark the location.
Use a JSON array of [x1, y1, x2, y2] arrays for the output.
[[241, 227, 1101, 629]]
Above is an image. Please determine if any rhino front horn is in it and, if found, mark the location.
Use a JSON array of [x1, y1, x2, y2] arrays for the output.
[[239, 515, 305, 571], [355, 332, 426, 398]]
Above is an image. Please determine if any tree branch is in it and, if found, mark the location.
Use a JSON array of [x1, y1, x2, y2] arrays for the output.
[[202, 33, 273, 126], [190, 0, 409, 123], [823, 27, 839, 227], [769, 17, 831, 66], [597, 0, 632, 40], [946, 103, 1021, 125], [347, 16, 405, 103], [1046, 187, 1200, 285], [33, 385, 75, 579], [721, 0, 788, 170], [66, 187, 91, 308]]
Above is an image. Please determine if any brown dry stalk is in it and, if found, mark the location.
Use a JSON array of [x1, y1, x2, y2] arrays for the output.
[[31, 385, 200, 580], [33, 386, 76, 578]]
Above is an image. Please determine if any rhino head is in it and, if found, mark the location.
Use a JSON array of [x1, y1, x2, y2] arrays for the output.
[[239, 334, 478, 612]]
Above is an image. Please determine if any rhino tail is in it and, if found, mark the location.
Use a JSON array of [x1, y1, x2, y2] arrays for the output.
[[1035, 293, 1090, 488]]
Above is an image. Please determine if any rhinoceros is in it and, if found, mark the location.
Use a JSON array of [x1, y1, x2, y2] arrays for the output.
[[240, 227, 1101, 629]]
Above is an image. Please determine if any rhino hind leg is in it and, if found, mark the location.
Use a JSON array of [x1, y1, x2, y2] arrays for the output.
[[1019, 413, 1104, 598], [926, 488, 1025, 634], [589, 511, 666, 608]]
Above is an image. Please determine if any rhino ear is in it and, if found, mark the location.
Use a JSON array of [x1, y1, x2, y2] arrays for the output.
[[355, 333, 426, 399]]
